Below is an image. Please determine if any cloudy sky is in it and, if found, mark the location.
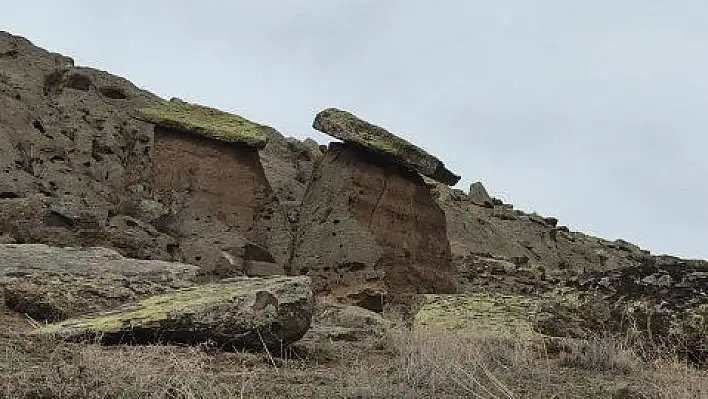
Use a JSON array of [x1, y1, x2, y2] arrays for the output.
[[3, 1, 707, 258]]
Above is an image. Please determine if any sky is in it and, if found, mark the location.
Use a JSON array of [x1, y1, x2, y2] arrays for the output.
[[3, 1, 707, 259]]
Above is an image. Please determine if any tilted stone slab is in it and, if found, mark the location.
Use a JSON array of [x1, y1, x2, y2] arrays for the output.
[[313, 108, 460, 185], [0, 244, 200, 322], [134, 99, 270, 148], [34, 276, 314, 350]]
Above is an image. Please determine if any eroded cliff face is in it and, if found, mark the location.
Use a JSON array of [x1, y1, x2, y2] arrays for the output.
[[0, 32, 290, 278], [151, 126, 290, 277], [291, 143, 456, 311]]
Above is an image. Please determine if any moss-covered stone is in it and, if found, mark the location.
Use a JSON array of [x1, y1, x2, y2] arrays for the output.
[[313, 108, 460, 185], [34, 276, 314, 350], [135, 99, 269, 148]]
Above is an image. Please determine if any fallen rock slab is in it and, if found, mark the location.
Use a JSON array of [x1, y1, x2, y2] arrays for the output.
[[0, 244, 200, 322], [34, 276, 314, 350], [313, 108, 460, 185]]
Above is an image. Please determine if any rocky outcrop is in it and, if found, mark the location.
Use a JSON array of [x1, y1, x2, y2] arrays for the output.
[[291, 141, 456, 312], [313, 108, 460, 185], [35, 276, 314, 350], [0, 244, 198, 322], [0, 32, 290, 279], [535, 256, 708, 363], [429, 183, 652, 294], [143, 100, 291, 277]]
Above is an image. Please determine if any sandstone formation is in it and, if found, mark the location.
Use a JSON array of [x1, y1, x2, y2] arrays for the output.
[[0, 244, 199, 322], [2, 31, 708, 363], [291, 138, 456, 312], [138, 99, 291, 277], [313, 108, 460, 185], [0, 32, 290, 280], [36, 276, 314, 350]]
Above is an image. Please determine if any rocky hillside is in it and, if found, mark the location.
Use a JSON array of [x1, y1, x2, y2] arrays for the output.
[[1, 31, 706, 321]]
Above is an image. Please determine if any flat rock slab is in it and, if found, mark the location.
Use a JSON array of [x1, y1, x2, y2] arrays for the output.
[[135, 99, 270, 148], [313, 108, 460, 185], [0, 244, 199, 322], [34, 276, 314, 350]]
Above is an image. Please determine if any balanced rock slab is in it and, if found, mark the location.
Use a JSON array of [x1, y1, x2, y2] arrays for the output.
[[313, 108, 460, 185], [0, 244, 199, 322], [35, 276, 314, 350], [291, 143, 456, 312], [134, 99, 270, 148]]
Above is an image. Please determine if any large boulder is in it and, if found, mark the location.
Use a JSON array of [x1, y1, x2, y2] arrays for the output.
[[0, 244, 199, 322], [313, 108, 460, 185], [34, 276, 314, 350], [291, 142, 456, 312]]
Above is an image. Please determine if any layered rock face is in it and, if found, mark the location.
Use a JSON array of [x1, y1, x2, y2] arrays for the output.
[[292, 110, 457, 311]]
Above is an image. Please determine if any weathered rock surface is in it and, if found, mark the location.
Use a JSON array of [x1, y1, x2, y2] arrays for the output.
[[429, 182, 652, 294], [0, 31, 290, 278], [535, 256, 708, 362], [468, 181, 493, 208], [313, 108, 460, 185], [134, 99, 270, 148], [291, 142, 456, 312], [302, 298, 388, 343], [0, 244, 199, 322], [35, 276, 314, 350]]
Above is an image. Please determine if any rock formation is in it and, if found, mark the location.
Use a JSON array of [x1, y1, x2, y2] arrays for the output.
[[2, 31, 707, 360], [135, 99, 291, 277], [35, 276, 314, 350], [0, 244, 199, 322], [0, 32, 290, 280], [291, 109, 457, 312]]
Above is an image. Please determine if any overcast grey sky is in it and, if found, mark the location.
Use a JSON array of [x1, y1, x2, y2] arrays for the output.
[[3, 1, 707, 259]]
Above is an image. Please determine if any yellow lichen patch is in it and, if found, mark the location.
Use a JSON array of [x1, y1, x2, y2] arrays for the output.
[[415, 294, 542, 335], [135, 99, 269, 148]]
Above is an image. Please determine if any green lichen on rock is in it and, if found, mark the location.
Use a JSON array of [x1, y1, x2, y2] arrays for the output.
[[415, 293, 541, 333], [313, 108, 460, 185], [34, 276, 314, 350], [135, 99, 269, 148]]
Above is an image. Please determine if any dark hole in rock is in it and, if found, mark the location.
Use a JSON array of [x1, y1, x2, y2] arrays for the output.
[[99, 86, 128, 99], [1, 49, 19, 58], [244, 244, 275, 263], [125, 219, 138, 228], [83, 161, 91, 167], [4, 293, 66, 323], [195, 256, 202, 262], [49, 155, 64, 162], [66, 73, 92, 91], [299, 268, 309, 276], [0, 192, 19, 199], [32, 120, 45, 134], [332, 219, 340, 224], [43, 211, 75, 228], [350, 292, 385, 313]]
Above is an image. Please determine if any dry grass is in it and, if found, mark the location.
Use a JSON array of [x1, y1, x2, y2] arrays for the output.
[[1, 325, 707, 398]]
